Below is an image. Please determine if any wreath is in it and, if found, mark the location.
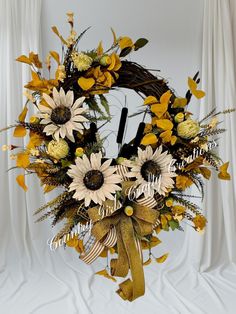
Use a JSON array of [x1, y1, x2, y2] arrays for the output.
[[1, 12, 233, 301]]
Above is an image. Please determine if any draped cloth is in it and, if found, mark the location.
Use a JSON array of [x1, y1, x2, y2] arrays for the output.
[[1, 0, 236, 313]]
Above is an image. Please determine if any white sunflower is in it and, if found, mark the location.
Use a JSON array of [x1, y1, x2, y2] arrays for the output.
[[67, 152, 122, 207], [124, 145, 176, 198], [37, 87, 88, 142]]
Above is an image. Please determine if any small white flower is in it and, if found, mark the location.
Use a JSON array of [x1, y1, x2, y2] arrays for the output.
[[67, 152, 122, 207], [37, 87, 88, 142]]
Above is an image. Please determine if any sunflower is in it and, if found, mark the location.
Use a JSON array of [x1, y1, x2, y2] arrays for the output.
[[125, 145, 176, 197], [67, 152, 122, 207], [38, 87, 88, 142]]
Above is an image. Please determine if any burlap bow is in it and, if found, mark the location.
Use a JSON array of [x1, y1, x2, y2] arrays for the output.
[[86, 188, 159, 301]]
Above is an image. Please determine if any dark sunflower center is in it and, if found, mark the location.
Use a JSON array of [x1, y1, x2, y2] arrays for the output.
[[51, 106, 71, 125], [83, 170, 104, 190], [141, 160, 161, 182]]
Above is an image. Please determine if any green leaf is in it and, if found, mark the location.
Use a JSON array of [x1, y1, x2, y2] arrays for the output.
[[86, 98, 104, 115], [61, 160, 72, 168], [99, 95, 110, 117], [134, 38, 149, 51], [119, 46, 132, 57], [169, 220, 180, 231]]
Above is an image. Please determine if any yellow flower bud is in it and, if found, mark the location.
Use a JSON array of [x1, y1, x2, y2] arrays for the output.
[[75, 147, 84, 157], [165, 198, 173, 207], [174, 112, 184, 123], [47, 139, 69, 160], [124, 205, 134, 216], [30, 116, 40, 124], [177, 119, 200, 139], [100, 55, 111, 66]]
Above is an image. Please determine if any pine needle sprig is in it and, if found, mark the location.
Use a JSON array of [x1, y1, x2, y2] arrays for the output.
[[34, 191, 69, 216], [172, 194, 202, 215], [199, 128, 226, 137], [199, 108, 217, 124], [203, 152, 220, 170]]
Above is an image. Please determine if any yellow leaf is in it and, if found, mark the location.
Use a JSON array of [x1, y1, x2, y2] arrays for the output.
[[171, 135, 177, 145], [151, 102, 168, 118], [172, 205, 185, 215], [156, 119, 173, 131], [16, 174, 28, 192], [112, 54, 122, 71], [78, 77, 95, 91], [199, 167, 211, 180], [51, 26, 67, 45], [160, 130, 172, 143], [119, 36, 133, 50], [13, 125, 27, 137], [161, 215, 168, 229], [75, 239, 84, 253], [107, 53, 121, 72], [142, 236, 162, 249], [172, 97, 187, 108], [51, 26, 60, 36], [141, 133, 158, 145], [18, 105, 28, 123], [155, 225, 161, 234], [29, 52, 42, 68], [156, 253, 169, 263], [97, 41, 104, 56], [66, 237, 79, 248], [16, 55, 32, 65], [144, 95, 158, 106], [95, 269, 117, 282], [193, 215, 207, 230], [218, 162, 231, 180], [16, 152, 30, 169], [109, 247, 116, 254], [31, 70, 40, 82], [184, 157, 203, 171], [43, 185, 56, 194], [27, 132, 43, 150], [49, 51, 60, 64], [99, 249, 108, 258], [176, 175, 193, 190], [111, 28, 117, 45], [143, 257, 152, 266], [188, 77, 206, 99], [160, 90, 172, 104]]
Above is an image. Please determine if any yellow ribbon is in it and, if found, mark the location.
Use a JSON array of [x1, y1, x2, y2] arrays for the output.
[[88, 200, 159, 301]]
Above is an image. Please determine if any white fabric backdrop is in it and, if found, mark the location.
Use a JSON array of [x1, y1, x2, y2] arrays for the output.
[[0, 0, 236, 313]]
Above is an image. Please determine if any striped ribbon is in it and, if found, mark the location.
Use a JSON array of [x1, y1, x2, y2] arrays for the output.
[[80, 227, 117, 264]]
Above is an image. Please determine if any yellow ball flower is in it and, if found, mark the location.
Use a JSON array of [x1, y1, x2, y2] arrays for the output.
[[47, 139, 69, 160], [177, 119, 200, 139], [100, 55, 111, 66], [124, 205, 134, 216], [75, 147, 84, 157], [71, 52, 93, 71], [174, 112, 185, 123]]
